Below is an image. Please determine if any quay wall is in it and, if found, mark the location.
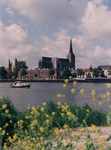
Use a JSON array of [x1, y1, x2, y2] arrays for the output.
[[0, 78, 111, 83]]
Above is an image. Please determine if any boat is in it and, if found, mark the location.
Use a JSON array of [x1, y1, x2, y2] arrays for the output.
[[10, 81, 31, 88]]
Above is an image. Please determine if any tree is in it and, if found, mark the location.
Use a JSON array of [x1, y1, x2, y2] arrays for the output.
[[48, 69, 55, 79], [71, 72, 77, 78], [0, 67, 7, 79], [62, 67, 71, 79], [9, 72, 15, 79], [20, 69, 28, 78], [93, 68, 100, 77], [14, 61, 28, 78], [77, 69, 84, 78], [34, 73, 38, 78]]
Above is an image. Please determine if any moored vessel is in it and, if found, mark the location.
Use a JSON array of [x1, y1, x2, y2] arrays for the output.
[[10, 81, 31, 88]]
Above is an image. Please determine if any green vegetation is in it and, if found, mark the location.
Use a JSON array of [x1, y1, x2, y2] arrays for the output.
[[34, 73, 38, 78], [71, 72, 77, 78], [48, 69, 55, 79], [0, 67, 7, 79], [20, 69, 28, 77], [62, 67, 71, 79], [93, 68, 100, 77], [77, 69, 84, 78], [0, 81, 111, 149], [14, 61, 28, 78]]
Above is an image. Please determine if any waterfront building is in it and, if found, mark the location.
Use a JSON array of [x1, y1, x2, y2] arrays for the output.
[[98, 65, 111, 78], [38, 38, 75, 72]]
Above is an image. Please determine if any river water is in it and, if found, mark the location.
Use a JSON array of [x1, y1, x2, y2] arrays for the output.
[[0, 82, 111, 113]]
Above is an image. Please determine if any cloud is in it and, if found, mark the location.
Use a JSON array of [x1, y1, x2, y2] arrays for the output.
[[5, 7, 14, 17], [0, 21, 39, 68], [41, 29, 111, 68], [79, 0, 111, 43], [2, 0, 88, 27]]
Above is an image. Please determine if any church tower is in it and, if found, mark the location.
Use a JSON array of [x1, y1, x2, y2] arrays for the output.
[[67, 38, 75, 70]]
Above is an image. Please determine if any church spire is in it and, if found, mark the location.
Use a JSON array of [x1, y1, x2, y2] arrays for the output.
[[69, 38, 73, 54]]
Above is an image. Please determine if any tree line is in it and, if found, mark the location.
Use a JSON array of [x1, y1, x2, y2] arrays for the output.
[[0, 63, 104, 79]]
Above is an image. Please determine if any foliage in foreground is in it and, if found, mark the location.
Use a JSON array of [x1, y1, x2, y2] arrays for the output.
[[0, 80, 111, 149]]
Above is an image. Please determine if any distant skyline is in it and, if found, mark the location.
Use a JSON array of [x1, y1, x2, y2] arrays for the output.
[[1, 0, 111, 69]]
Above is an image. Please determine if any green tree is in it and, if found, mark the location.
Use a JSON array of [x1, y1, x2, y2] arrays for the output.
[[34, 73, 38, 78], [71, 72, 77, 78], [14, 61, 28, 78], [48, 69, 55, 79], [9, 72, 15, 79], [77, 69, 84, 78], [0, 67, 7, 79], [62, 67, 71, 79], [93, 68, 100, 77], [20, 69, 28, 78]]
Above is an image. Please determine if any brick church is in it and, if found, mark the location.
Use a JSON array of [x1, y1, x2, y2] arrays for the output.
[[38, 38, 75, 72]]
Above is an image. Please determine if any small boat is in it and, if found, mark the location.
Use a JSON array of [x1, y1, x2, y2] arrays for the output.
[[10, 81, 31, 88]]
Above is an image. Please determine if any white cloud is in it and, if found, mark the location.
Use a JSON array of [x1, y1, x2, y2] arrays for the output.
[[41, 29, 111, 68], [2, 0, 88, 27], [5, 7, 14, 17], [0, 21, 39, 68], [79, 0, 111, 43]]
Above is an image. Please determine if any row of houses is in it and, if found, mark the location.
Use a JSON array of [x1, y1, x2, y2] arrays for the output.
[[16, 65, 111, 80]]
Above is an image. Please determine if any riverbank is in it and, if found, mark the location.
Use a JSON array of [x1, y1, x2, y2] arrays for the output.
[[1, 98, 111, 149], [1, 78, 111, 83]]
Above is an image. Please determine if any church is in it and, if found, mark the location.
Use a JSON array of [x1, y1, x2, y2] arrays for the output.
[[38, 38, 75, 72]]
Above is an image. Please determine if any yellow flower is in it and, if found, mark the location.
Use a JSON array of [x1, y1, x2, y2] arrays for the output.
[[3, 143, 7, 148], [103, 95, 106, 98], [92, 97, 95, 102], [46, 119, 50, 124], [64, 79, 69, 83], [57, 94, 62, 98], [80, 128, 85, 132], [2, 130, 5, 135], [89, 141, 92, 144], [63, 84, 67, 87], [106, 83, 111, 88], [91, 90, 95, 96], [0, 127, 2, 131], [86, 109, 90, 113], [54, 128, 59, 135], [76, 109, 78, 112], [13, 134, 17, 140], [63, 124, 68, 129], [61, 113, 64, 116], [41, 107, 44, 111], [71, 132, 75, 137], [40, 127, 44, 132], [99, 102, 102, 106], [40, 137, 43, 140], [73, 81, 77, 86], [52, 112, 55, 115], [57, 101, 61, 105], [46, 114, 49, 118], [67, 111, 71, 116], [109, 105, 111, 108], [71, 88, 75, 93], [2, 104, 7, 109], [43, 102, 46, 106], [80, 89, 84, 94], [5, 109, 9, 113], [106, 91, 110, 96], [36, 143, 40, 147], [25, 116, 28, 119], [64, 141, 68, 146], [107, 98, 110, 101]]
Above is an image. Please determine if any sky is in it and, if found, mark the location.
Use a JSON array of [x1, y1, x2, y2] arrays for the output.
[[1, 0, 111, 69]]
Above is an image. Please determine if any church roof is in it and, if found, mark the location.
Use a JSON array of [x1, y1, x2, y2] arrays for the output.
[[58, 58, 69, 62]]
